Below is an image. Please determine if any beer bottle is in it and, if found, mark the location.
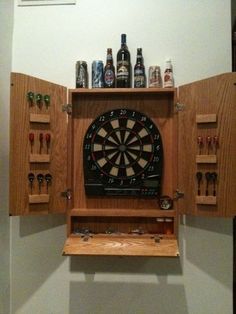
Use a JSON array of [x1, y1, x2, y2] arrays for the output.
[[104, 48, 115, 88], [134, 48, 146, 88], [116, 34, 131, 88]]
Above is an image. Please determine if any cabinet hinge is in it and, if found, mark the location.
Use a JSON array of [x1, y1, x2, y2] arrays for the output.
[[173, 189, 185, 200], [175, 102, 185, 112], [62, 104, 72, 114], [61, 189, 72, 200]]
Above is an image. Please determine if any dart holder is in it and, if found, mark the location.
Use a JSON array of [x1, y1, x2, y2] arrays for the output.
[[29, 194, 50, 204]]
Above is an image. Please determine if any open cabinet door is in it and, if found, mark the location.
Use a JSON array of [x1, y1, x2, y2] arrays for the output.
[[10, 73, 68, 216], [178, 72, 236, 217]]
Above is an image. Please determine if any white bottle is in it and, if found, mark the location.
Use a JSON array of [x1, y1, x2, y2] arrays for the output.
[[163, 59, 174, 88]]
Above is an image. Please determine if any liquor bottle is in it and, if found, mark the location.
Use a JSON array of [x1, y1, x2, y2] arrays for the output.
[[163, 59, 174, 88], [232, 18, 236, 72], [134, 48, 146, 88], [116, 34, 131, 88], [104, 48, 115, 88]]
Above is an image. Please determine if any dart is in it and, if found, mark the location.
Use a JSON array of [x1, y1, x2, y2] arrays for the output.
[[213, 135, 219, 154], [27, 91, 34, 105], [37, 174, 44, 194], [197, 136, 203, 155], [196, 172, 203, 195], [205, 172, 211, 196], [45, 133, 51, 154], [28, 173, 35, 194], [29, 132, 34, 153], [211, 172, 217, 196], [45, 173, 52, 193], [44, 95, 50, 109], [206, 136, 212, 154], [39, 133, 44, 154], [36, 93, 42, 108]]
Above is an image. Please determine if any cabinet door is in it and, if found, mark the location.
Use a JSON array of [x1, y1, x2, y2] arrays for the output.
[[178, 73, 236, 217], [10, 73, 68, 215]]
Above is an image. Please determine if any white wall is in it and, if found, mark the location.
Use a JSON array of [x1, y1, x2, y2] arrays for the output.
[[0, 1, 14, 314], [8, 1, 233, 314]]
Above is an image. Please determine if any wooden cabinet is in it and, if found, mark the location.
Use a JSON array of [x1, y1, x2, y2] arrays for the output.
[[9, 72, 236, 256]]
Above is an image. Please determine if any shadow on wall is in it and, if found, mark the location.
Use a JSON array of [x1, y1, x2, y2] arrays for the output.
[[69, 281, 188, 314], [19, 213, 66, 237], [184, 215, 233, 290]]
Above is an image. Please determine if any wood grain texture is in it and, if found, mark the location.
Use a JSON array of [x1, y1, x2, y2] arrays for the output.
[[196, 155, 217, 164], [196, 114, 217, 123], [70, 90, 177, 212], [63, 235, 179, 257], [178, 72, 236, 217], [10, 73, 68, 215]]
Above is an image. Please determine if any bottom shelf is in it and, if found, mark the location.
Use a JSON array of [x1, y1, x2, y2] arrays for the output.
[[63, 234, 179, 257]]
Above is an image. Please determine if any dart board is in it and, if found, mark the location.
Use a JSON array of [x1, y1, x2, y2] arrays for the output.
[[83, 108, 163, 197]]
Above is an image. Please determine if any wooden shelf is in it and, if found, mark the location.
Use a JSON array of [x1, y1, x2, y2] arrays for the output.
[[63, 234, 179, 257], [70, 208, 176, 217], [29, 154, 50, 163], [195, 195, 217, 205], [196, 114, 217, 124], [29, 194, 50, 204], [196, 155, 217, 164], [30, 113, 50, 123], [69, 87, 176, 95]]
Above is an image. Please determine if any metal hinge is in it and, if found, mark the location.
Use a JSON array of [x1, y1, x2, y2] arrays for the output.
[[61, 189, 72, 200], [173, 189, 184, 200], [175, 102, 185, 112], [62, 104, 72, 114]]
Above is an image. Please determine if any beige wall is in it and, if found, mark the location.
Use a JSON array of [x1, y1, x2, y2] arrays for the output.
[[0, 1, 14, 314], [2, 0, 234, 313]]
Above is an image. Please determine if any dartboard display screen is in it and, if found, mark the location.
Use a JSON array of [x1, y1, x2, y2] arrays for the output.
[[83, 108, 163, 197]]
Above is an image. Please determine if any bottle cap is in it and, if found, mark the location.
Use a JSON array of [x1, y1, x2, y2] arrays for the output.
[[121, 34, 126, 44]]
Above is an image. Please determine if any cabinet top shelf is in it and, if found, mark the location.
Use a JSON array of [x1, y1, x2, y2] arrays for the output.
[[69, 87, 176, 95]]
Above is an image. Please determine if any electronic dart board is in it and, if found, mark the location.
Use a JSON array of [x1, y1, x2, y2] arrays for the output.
[[83, 109, 163, 197]]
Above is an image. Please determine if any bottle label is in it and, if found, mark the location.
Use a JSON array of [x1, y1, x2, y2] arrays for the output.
[[134, 68, 145, 87], [117, 60, 129, 80], [104, 69, 115, 86]]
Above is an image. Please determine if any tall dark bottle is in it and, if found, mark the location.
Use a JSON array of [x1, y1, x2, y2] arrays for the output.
[[104, 48, 115, 88], [134, 48, 146, 88], [116, 34, 131, 88], [233, 18, 236, 72]]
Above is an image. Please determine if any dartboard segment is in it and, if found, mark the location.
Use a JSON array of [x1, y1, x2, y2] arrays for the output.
[[83, 109, 163, 197]]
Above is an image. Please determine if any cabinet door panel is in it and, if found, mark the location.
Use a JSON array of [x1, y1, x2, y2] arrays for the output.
[[10, 73, 68, 215], [178, 73, 236, 217]]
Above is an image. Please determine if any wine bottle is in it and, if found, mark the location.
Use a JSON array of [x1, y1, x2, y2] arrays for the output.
[[134, 48, 146, 88], [116, 34, 131, 88], [104, 48, 115, 88]]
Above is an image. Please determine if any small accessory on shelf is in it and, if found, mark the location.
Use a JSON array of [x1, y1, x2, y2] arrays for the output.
[[28, 173, 35, 194], [37, 174, 44, 194], [196, 172, 203, 196], [205, 172, 211, 196], [45, 173, 52, 193], [197, 136, 204, 155], [39, 133, 44, 154], [206, 136, 212, 154], [211, 172, 217, 196], [29, 132, 34, 153], [45, 133, 51, 154]]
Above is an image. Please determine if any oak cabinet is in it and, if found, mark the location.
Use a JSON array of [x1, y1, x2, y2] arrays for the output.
[[9, 72, 236, 256]]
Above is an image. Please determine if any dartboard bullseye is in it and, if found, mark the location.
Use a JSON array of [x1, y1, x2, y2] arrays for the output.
[[83, 109, 163, 197]]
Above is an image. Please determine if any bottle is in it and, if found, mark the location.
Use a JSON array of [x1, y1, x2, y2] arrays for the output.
[[134, 48, 146, 88], [232, 18, 236, 72], [104, 48, 115, 88], [116, 34, 131, 88], [163, 59, 174, 88]]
